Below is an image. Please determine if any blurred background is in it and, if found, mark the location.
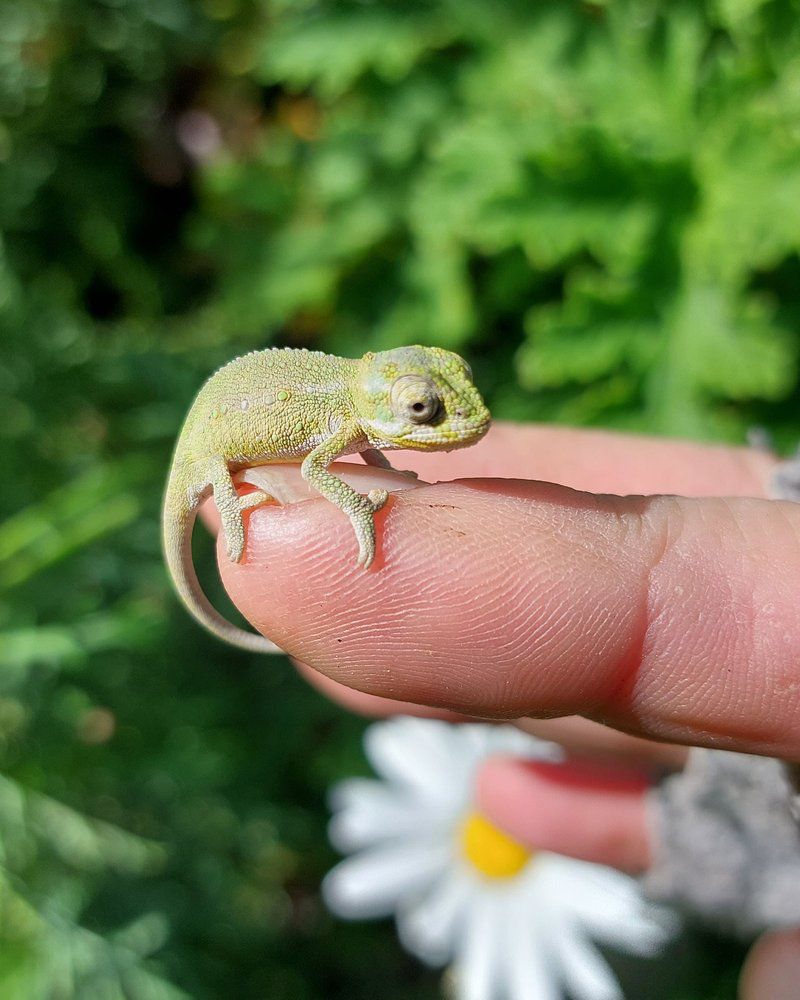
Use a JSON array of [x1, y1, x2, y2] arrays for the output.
[[1, 0, 799, 996]]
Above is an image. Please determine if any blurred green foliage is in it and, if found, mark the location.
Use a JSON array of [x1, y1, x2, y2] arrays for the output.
[[2, 0, 798, 995]]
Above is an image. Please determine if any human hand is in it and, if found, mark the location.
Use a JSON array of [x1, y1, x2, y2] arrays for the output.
[[216, 422, 800, 997]]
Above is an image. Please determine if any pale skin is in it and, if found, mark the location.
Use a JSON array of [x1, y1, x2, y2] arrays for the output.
[[211, 422, 800, 998], [162, 346, 490, 653]]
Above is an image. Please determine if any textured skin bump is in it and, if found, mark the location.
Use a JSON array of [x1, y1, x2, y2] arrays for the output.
[[163, 346, 491, 653]]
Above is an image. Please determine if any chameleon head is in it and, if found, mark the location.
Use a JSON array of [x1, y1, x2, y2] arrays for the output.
[[356, 346, 491, 450]]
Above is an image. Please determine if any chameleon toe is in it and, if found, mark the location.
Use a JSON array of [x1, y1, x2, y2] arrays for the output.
[[367, 488, 390, 510]]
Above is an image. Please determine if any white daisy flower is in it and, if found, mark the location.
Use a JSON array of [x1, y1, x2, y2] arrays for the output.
[[323, 716, 679, 1000]]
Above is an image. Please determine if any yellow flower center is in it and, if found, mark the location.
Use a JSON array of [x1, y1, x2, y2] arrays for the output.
[[460, 812, 532, 880]]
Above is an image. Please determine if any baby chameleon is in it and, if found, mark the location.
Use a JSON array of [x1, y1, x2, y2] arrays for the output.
[[163, 345, 491, 654]]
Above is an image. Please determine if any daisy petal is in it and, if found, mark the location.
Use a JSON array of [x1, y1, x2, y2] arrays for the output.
[[466, 723, 560, 764], [364, 718, 473, 801], [539, 858, 678, 956], [504, 925, 561, 1000], [322, 841, 449, 920], [396, 870, 470, 967], [556, 929, 623, 1000], [455, 893, 502, 1000], [328, 778, 431, 852], [581, 909, 679, 957]]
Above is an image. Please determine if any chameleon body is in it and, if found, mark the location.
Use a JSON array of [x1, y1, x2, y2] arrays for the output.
[[163, 346, 491, 653]]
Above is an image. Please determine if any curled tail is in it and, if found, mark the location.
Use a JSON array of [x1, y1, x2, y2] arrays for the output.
[[162, 481, 282, 655]]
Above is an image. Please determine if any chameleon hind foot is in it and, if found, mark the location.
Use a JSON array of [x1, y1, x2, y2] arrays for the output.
[[351, 489, 390, 568], [220, 490, 274, 563]]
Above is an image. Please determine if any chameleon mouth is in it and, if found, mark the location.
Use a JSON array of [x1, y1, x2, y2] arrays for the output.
[[410, 414, 491, 449], [460, 414, 491, 442], [454, 417, 491, 446], [473, 415, 492, 436]]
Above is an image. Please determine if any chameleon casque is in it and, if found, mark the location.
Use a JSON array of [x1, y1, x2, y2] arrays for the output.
[[163, 345, 491, 654]]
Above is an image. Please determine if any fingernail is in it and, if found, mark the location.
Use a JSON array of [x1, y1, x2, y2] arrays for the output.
[[518, 758, 654, 793]]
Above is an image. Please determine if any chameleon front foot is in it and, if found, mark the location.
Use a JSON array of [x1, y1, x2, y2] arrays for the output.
[[351, 489, 390, 568], [354, 519, 377, 568]]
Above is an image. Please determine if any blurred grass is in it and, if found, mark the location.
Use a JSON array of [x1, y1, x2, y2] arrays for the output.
[[2, 0, 798, 996]]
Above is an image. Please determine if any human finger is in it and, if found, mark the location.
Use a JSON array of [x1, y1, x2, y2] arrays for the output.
[[739, 929, 800, 1000], [220, 470, 800, 760], [475, 757, 652, 872]]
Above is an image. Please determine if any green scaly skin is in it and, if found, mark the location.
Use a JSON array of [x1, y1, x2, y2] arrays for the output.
[[163, 345, 491, 653]]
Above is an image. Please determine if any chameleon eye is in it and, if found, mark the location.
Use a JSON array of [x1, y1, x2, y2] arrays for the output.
[[390, 374, 442, 425]]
